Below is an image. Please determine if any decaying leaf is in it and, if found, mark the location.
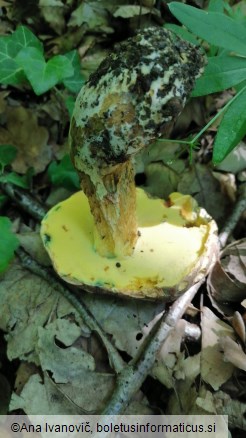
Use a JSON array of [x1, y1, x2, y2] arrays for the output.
[[220, 336, 246, 372], [113, 5, 152, 18], [0, 260, 87, 363], [37, 319, 94, 383], [214, 390, 246, 431], [208, 239, 246, 315], [81, 293, 165, 357], [178, 164, 229, 224], [10, 374, 82, 415], [201, 306, 235, 390], [152, 319, 187, 388], [231, 311, 246, 344], [0, 106, 50, 174], [39, 0, 67, 35]]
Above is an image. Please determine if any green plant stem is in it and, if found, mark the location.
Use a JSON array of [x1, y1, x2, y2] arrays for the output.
[[158, 85, 246, 153]]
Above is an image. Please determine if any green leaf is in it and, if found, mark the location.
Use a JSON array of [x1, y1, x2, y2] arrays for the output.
[[164, 23, 199, 46], [48, 155, 80, 191], [0, 26, 43, 86], [0, 217, 19, 273], [0, 195, 8, 209], [169, 2, 246, 56], [0, 145, 17, 171], [65, 95, 75, 118], [193, 56, 246, 96], [208, 0, 224, 13], [213, 88, 246, 164], [16, 47, 74, 95], [0, 38, 24, 85], [63, 50, 84, 93], [10, 26, 43, 55], [0, 172, 30, 189]]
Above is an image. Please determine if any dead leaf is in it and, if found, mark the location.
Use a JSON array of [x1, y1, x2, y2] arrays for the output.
[[208, 239, 246, 315], [220, 336, 246, 372], [39, 0, 67, 35], [17, 230, 51, 266], [0, 106, 50, 174], [0, 260, 87, 364], [113, 5, 151, 18], [152, 320, 186, 388], [215, 141, 246, 174], [37, 319, 94, 383], [68, 2, 113, 34], [178, 164, 229, 225], [10, 374, 82, 414], [214, 390, 246, 431], [82, 293, 165, 358], [201, 306, 235, 390], [196, 389, 216, 414], [231, 311, 246, 344]]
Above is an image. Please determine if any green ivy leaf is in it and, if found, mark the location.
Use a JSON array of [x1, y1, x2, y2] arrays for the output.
[[10, 26, 43, 55], [16, 47, 74, 95], [213, 88, 246, 164], [193, 56, 246, 96], [0, 217, 19, 273], [63, 50, 85, 94], [169, 2, 246, 56], [0, 38, 24, 85], [0, 145, 17, 171], [0, 26, 43, 86], [48, 155, 80, 191]]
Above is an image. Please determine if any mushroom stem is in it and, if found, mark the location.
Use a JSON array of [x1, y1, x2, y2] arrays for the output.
[[80, 160, 138, 258], [70, 27, 205, 260]]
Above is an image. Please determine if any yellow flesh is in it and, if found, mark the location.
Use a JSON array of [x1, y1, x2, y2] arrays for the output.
[[41, 189, 210, 298]]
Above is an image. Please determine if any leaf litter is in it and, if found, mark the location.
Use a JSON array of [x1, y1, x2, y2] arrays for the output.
[[0, 1, 245, 432]]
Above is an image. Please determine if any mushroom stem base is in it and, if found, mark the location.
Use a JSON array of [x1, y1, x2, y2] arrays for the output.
[[80, 160, 138, 258]]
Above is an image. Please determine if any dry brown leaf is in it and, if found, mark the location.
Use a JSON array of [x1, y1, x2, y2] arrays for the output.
[[201, 306, 235, 390], [214, 390, 246, 431], [208, 239, 246, 315], [178, 164, 229, 225], [152, 319, 186, 388], [220, 336, 246, 372], [231, 311, 246, 344], [0, 106, 50, 174]]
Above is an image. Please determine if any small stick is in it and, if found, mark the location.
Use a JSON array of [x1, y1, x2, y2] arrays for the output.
[[0, 181, 46, 221], [102, 280, 204, 415], [219, 182, 246, 248]]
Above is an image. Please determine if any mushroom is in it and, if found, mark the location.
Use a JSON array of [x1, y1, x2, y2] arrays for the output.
[[41, 27, 219, 300]]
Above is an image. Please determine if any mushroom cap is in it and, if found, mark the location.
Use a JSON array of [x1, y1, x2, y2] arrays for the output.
[[40, 189, 218, 301], [70, 27, 205, 189]]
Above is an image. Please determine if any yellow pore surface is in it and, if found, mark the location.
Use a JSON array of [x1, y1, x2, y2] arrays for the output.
[[41, 188, 210, 298]]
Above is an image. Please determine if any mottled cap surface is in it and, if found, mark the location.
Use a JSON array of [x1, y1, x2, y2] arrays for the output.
[[70, 27, 205, 180]]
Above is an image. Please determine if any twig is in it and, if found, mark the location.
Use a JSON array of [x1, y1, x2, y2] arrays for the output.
[[16, 248, 125, 374], [0, 182, 46, 221], [102, 280, 204, 415], [219, 182, 246, 248], [183, 320, 201, 342]]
